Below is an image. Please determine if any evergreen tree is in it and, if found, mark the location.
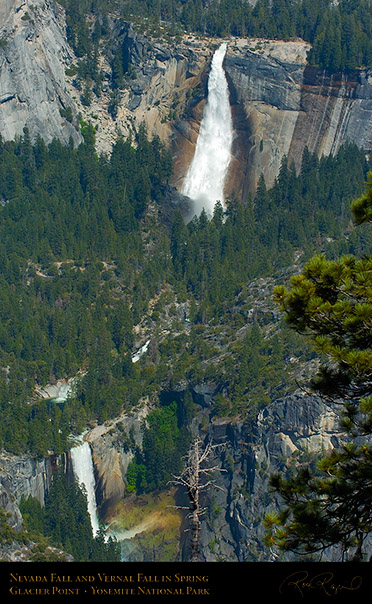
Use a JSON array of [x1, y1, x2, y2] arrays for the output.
[[266, 173, 372, 560], [40, 469, 120, 561]]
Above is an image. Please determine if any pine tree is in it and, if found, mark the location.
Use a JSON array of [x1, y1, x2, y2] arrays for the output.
[[266, 173, 372, 560]]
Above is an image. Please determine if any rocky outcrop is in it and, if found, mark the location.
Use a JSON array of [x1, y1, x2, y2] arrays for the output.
[[0, 1, 213, 167], [0, 0, 17, 28], [84, 388, 352, 562], [0, 483, 23, 532], [86, 402, 151, 519], [0, 0, 82, 146], [0, 449, 66, 560], [224, 39, 308, 197], [0, 449, 62, 508], [224, 38, 372, 195], [2, 5, 372, 198], [85, 28, 214, 162], [81, 379, 349, 562], [193, 393, 349, 562], [287, 67, 372, 167]]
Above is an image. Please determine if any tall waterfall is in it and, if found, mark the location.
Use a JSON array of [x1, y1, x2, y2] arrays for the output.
[[70, 441, 100, 536], [182, 42, 233, 217]]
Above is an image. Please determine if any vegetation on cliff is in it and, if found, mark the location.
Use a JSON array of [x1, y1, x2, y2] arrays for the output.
[[0, 123, 370, 458], [127, 402, 190, 493], [0, 0, 371, 565], [266, 174, 372, 561], [57, 0, 372, 107], [20, 470, 120, 561]]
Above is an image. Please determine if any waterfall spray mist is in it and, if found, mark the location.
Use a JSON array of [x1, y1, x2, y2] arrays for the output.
[[182, 43, 233, 217]]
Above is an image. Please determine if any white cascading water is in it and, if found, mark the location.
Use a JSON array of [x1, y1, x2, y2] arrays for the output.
[[131, 339, 151, 363], [70, 441, 100, 537], [182, 42, 233, 217]]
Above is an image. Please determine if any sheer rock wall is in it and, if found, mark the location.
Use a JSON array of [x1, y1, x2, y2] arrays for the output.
[[2, 4, 372, 199], [196, 393, 347, 562], [0, 0, 82, 146]]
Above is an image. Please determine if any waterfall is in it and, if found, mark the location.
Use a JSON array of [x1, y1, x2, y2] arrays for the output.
[[70, 441, 100, 537], [182, 42, 233, 217], [131, 339, 151, 363]]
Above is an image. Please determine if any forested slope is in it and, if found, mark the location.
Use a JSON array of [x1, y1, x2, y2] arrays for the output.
[[1, 0, 372, 563], [0, 125, 370, 458], [59, 0, 372, 90]]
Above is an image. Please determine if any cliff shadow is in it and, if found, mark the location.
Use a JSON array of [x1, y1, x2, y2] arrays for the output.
[[225, 72, 255, 203]]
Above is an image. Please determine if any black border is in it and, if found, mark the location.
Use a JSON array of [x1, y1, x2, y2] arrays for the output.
[[1, 561, 371, 603]]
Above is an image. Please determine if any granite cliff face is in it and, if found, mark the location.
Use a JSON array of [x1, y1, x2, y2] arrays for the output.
[[196, 392, 346, 562], [85, 403, 151, 519], [76, 388, 349, 562], [0, 449, 73, 560], [2, 3, 372, 197], [0, 0, 82, 146], [0, 0, 17, 28], [0, 449, 63, 509], [224, 38, 372, 196]]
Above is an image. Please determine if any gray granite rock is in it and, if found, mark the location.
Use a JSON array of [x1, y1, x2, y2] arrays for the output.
[[0, 0, 82, 146]]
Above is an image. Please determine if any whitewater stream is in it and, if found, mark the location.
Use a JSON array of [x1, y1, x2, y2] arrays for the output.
[[182, 42, 233, 217], [70, 440, 100, 537], [68, 45, 233, 554]]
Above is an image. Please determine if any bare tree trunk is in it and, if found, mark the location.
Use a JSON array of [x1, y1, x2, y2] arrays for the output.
[[171, 435, 225, 561]]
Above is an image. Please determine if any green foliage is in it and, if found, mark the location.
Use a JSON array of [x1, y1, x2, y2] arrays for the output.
[[0, 508, 18, 545], [269, 174, 372, 560], [55, 1, 372, 83], [0, 127, 172, 455], [129, 402, 191, 493], [265, 444, 372, 559], [351, 171, 372, 225], [126, 460, 147, 493], [214, 325, 289, 418], [20, 471, 120, 561], [273, 253, 372, 431], [19, 495, 45, 535]]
